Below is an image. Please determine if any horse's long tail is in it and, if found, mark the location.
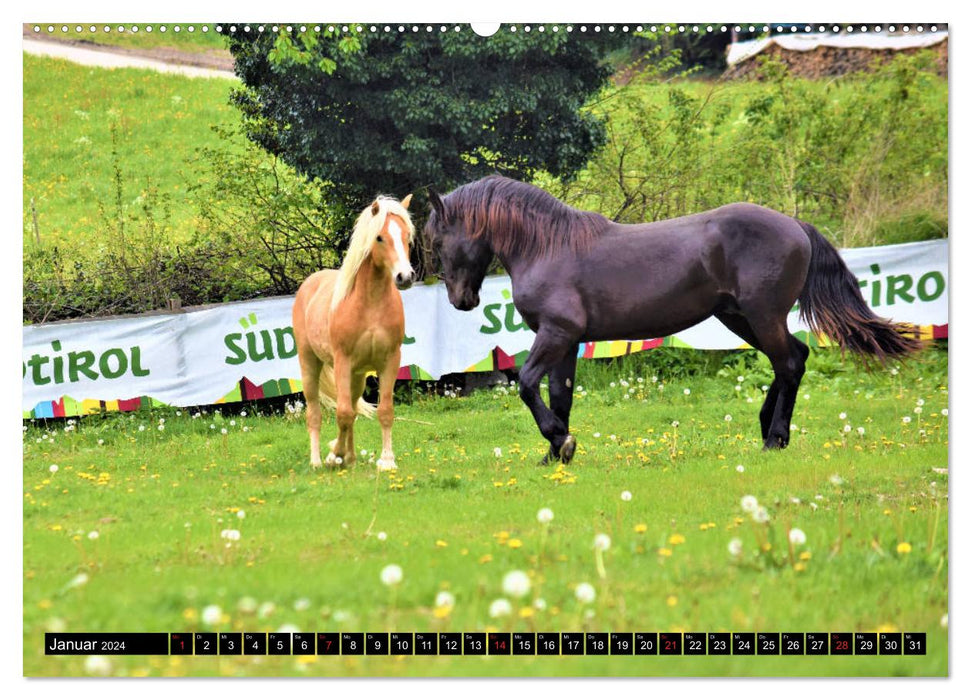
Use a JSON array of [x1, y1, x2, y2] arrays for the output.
[[797, 220, 922, 363], [317, 364, 376, 418]]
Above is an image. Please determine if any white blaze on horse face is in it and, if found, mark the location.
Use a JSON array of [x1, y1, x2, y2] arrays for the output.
[[386, 217, 414, 279]]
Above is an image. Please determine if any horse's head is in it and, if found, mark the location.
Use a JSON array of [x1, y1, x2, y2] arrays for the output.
[[369, 194, 416, 290], [425, 189, 492, 311]]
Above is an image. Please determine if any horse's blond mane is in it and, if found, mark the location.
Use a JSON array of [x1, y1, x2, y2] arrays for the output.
[[331, 196, 415, 311]]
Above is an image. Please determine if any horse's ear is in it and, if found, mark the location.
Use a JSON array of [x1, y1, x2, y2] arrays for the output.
[[400, 193, 412, 210], [371, 199, 380, 216], [428, 188, 445, 219]]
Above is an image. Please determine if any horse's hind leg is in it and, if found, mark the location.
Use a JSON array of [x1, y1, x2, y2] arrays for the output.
[[716, 312, 777, 441], [541, 346, 579, 464], [298, 349, 325, 468], [742, 316, 808, 450]]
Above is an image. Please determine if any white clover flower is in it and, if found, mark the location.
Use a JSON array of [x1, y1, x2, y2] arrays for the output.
[[593, 533, 611, 552], [380, 564, 403, 586], [621, 490, 632, 502], [435, 591, 456, 609], [201, 604, 222, 626], [49, 464, 59, 474], [502, 570, 531, 598], [493, 447, 502, 458], [788, 528, 807, 546], [728, 538, 743, 556], [84, 655, 112, 676], [489, 598, 512, 618], [87, 531, 99, 540], [377, 531, 387, 541], [574, 582, 596, 604], [537, 507, 554, 524], [753, 507, 770, 524], [740, 495, 759, 513]]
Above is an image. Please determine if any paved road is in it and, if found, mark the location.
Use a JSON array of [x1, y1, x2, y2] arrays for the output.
[[22, 38, 237, 80]]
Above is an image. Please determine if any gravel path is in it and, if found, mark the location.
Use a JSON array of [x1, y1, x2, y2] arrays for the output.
[[23, 38, 237, 80]]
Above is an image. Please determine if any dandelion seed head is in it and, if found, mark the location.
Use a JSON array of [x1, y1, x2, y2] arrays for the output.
[[788, 528, 807, 546], [49, 464, 59, 474], [489, 598, 512, 617], [537, 507, 554, 524], [574, 582, 596, 604], [620, 490, 632, 501], [435, 591, 455, 609], [593, 533, 611, 552], [377, 531, 387, 541], [728, 538, 743, 556], [380, 564, 403, 586], [84, 655, 112, 676], [502, 570, 531, 598], [741, 495, 759, 513], [753, 506, 770, 524], [201, 604, 222, 626], [736, 464, 745, 473]]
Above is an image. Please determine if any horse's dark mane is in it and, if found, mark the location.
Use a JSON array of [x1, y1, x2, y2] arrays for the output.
[[439, 175, 610, 259]]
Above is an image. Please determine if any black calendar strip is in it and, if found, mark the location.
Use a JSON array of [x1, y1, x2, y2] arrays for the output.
[[44, 632, 927, 656]]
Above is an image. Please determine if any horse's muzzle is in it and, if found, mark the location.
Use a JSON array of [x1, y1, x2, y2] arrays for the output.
[[394, 271, 415, 290]]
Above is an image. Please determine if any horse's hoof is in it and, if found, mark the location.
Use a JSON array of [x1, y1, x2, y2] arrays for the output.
[[376, 456, 397, 471], [539, 449, 553, 466], [762, 436, 787, 451], [560, 434, 577, 464], [310, 457, 322, 470]]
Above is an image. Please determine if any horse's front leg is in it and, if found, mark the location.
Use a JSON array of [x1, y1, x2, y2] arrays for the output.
[[540, 347, 579, 465], [519, 328, 577, 463], [375, 348, 402, 472], [327, 354, 361, 467]]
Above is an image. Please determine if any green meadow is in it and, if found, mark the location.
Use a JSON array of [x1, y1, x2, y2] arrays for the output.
[[22, 53, 239, 253], [22, 347, 948, 677]]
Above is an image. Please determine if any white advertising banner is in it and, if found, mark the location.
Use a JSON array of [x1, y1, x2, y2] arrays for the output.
[[23, 239, 947, 417]]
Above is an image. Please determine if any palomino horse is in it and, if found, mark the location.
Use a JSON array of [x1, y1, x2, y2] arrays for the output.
[[425, 175, 920, 463], [292, 195, 415, 470]]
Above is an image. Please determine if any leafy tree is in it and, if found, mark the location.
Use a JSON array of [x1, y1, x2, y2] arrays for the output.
[[224, 26, 625, 240]]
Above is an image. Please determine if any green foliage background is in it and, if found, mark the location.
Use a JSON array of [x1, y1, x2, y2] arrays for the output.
[[22, 34, 948, 323]]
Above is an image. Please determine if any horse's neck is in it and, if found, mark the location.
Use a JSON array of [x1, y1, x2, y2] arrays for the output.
[[348, 258, 393, 303]]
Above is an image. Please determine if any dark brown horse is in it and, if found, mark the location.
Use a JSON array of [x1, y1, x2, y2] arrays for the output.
[[425, 175, 920, 463]]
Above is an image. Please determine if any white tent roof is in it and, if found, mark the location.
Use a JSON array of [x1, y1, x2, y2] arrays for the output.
[[727, 31, 948, 67]]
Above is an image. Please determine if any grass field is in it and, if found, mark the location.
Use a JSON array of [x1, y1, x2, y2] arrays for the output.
[[22, 53, 239, 253], [22, 347, 949, 677]]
